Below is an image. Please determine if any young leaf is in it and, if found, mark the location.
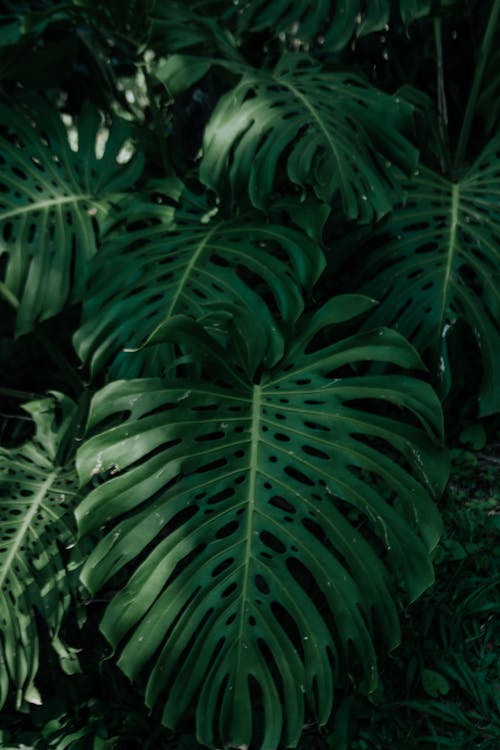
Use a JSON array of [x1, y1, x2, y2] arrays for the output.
[[76, 298, 446, 750], [0, 97, 143, 335], [200, 55, 418, 222], [0, 394, 82, 710]]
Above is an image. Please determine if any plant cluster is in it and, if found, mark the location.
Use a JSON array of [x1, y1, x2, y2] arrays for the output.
[[0, 1, 498, 748]]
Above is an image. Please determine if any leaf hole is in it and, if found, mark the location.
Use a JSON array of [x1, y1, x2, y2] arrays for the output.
[[260, 530, 286, 554], [269, 495, 295, 513], [255, 574, 270, 594], [284, 465, 314, 487], [221, 582, 237, 598], [212, 558, 234, 577], [215, 520, 239, 539], [301, 444, 329, 460]]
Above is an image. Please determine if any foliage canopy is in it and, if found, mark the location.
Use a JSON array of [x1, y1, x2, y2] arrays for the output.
[[0, 0, 498, 748]]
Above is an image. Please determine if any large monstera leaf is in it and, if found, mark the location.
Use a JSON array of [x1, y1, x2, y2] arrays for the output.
[[354, 136, 500, 415], [0, 394, 81, 709], [76, 297, 447, 750], [0, 97, 143, 335], [199, 55, 418, 222], [231, 0, 431, 49], [74, 178, 324, 378]]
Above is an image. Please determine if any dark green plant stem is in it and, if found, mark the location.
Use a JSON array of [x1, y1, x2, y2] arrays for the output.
[[35, 331, 84, 398], [455, 0, 500, 166], [434, 17, 449, 173]]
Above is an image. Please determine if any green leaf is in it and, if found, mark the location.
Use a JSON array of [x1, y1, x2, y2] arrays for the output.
[[74, 178, 324, 378], [149, 1, 239, 59], [0, 96, 144, 335], [400, 0, 432, 24], [76, 298, 446, 749], [421, 668, 450, 697], [231, 0, 432, 50], [354, 136, 500, 415], [0, 393, 82, 710], [200, 55, 418, 222], [459, 424, 487, 450], [155, 54, 216, 97], [72, 0, 155, 46]]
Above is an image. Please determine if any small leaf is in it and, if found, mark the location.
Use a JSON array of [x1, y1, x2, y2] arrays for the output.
[[421, 668, 450, 697], [459, 424, 487, 450]]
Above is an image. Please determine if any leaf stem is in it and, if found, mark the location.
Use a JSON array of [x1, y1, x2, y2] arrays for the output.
[[455, 0, 500, 166]]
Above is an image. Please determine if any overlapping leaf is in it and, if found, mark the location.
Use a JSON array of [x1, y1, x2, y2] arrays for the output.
[[231, 0, 432, 50], [353, 135, 500, 415], [199, 55, 418, 222], [149, 1, 241, 60], [76, 297, 446, 750], [0, 394, 81, 710], [74, 178, 324, 378], [0, 97, 143, 335]]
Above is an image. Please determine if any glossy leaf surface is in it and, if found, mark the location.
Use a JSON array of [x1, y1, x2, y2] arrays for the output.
[[76, 298, 446, 749], [200, 56, 418, 222], [74, 178, 324, 378]]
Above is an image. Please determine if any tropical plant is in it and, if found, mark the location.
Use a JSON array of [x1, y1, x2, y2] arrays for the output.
[[0, 0, 498, 748], [0, 394, 82, 709]]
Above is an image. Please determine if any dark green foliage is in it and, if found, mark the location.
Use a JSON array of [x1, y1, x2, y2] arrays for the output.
[[0, 0, 498, 748]]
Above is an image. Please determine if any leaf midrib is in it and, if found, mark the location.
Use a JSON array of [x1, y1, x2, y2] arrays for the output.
[[236, 383, 261, 658], [165, 222, 220, 320], [0, 194, 95, 220], [276, 75, 344, 187], [437, 182, 460, 335], [0, 470, 58, 588]]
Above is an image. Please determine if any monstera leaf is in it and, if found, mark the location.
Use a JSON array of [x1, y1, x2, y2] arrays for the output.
[[76, 297, 447, 749], [0, 394, 81, 709], [199, 55, 418, 222], [231, 0, 432, 49], [74, 178, 324, 378], [0, 97, 143, 335], [149, 1, 242, 60], [353, 135, 500, 415]]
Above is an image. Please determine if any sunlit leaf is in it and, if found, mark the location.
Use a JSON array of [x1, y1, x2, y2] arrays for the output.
[[200, 55, 418, 222]]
